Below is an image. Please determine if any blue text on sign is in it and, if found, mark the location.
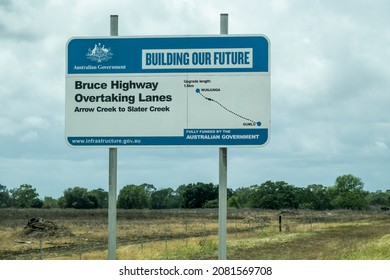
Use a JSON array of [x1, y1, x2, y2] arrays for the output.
[[142, 48, 252, 69]]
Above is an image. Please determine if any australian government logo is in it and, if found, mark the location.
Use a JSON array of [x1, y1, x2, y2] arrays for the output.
[[72, 42, 126, 72], [86, 43, 113, 62]]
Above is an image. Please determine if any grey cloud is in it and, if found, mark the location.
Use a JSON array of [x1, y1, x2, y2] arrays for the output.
[[1, 0, 390, 197]]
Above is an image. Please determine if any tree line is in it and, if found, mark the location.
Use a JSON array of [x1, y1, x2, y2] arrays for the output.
[[1, 174, 389, 210]]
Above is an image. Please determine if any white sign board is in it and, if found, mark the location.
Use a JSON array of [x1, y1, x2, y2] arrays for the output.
[[65, 35, 270, 147]]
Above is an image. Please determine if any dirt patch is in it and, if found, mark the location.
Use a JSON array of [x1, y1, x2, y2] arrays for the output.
[[19, 217, 74, 239]]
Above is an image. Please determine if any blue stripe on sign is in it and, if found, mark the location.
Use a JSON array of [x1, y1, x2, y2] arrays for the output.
[[67, 128, 268, 147]]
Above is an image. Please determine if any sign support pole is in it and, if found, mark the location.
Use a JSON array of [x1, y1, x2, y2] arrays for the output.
[[108, 14, 118, 260], [218, 13, 228, 260]]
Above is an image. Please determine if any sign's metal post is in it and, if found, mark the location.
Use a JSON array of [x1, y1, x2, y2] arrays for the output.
[[108, 14, 118, 260], [218, 13, 228, 260], [218, 147, 228, 260], [108, 147, 117, 259]]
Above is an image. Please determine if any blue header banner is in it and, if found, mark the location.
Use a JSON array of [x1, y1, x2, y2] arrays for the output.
[[66, 35, 269, 74]]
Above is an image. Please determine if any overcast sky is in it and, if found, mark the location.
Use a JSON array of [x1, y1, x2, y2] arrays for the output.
[[0, 0, 389, 198]]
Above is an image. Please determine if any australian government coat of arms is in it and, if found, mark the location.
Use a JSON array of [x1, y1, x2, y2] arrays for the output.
[[86, 43, 113, 63]]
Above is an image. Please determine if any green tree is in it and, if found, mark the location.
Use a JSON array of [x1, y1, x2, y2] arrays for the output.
[[366, 190, 390, 207], [150, 188, 179, 209], [228, 195, 241, 208], [0, 184, 11, 208], [57, 196, 66, 208], [233, 187, 255, 208], [117, 184, 152, 209], [61, 187, 96, 209], [42, 196, 59, 209], [175, 184, 190, 208], [203, 199, 219, 208], [300, 184, 332, 210], [88, 188, 108, 208], [181, 182, 218, 208], [11, 184, 42, 208], [330, 174, 368, 210], [249, 181, 299, 209]]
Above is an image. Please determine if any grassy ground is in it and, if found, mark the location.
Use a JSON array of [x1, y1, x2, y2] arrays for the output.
[[228, 220, 390, 259], [0, 208, 389, 260]]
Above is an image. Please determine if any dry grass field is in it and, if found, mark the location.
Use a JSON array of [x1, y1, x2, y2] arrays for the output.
[[0, 208, 389, 260]]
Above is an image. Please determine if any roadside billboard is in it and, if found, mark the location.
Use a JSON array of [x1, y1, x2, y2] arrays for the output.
[[65, 35, 270, 147]]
